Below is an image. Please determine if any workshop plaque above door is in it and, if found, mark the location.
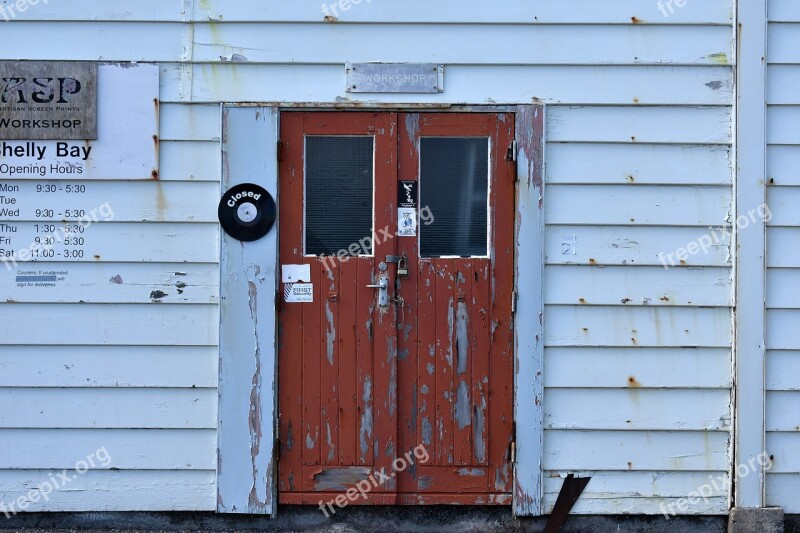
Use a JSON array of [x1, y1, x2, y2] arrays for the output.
[[0, 61, 97, 140]]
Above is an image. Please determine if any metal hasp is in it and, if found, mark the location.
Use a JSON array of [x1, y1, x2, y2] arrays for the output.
[[366, 276, 390, 307], [542, 474, 592, 532], [385, 255, 409, 278]]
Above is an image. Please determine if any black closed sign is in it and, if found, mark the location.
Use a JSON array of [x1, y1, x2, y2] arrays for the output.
[[218, 183, 276, 242]]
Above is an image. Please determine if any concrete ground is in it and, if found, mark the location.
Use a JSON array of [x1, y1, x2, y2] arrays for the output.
[[0, 508, 744, 533], [1, 509, 799, 532]]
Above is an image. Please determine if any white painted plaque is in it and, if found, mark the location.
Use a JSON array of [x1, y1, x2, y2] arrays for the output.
[[0, 63, 158, 180], [346, 63, 444, 94]]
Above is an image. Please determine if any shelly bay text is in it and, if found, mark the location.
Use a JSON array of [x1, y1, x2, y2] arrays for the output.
[[1, 141, 92, 161]]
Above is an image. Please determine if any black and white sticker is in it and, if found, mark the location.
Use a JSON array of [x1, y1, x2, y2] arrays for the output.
[[217, 183, 276, 242], [398, 181, 418, 237]]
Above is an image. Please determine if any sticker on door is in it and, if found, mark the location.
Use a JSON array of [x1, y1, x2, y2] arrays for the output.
[[398, 181, 418, 237], [284, 283, 313, 303]]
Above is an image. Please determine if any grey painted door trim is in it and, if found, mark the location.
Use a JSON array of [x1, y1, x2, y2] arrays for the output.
[[513, 104, 546, 516], [218, 106, 279, 514]]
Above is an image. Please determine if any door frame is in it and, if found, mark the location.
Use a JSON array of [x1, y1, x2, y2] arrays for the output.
[[216, 104, 545, 516]]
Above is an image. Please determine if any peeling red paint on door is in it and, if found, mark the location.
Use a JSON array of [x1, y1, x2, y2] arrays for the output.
[[278, 112, 514, 505]]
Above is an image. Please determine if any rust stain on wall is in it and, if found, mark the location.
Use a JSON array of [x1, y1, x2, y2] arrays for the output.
[[628, 376, 642, 388]]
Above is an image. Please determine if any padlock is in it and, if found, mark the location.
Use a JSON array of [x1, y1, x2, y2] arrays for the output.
[[397, 257, 409, 278]]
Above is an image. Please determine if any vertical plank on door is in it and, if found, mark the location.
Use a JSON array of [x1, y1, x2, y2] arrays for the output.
[[277, 112, 305, 495], [371, 112, 399, 496], [435, 262, 456, 466], [489, 114, 516, 494], [338, 259, 359, 465], [417, 259, 438, 475], [302, 257, 322, 468], [397, 112, 421, 494], [471, 261, 491, 467], [320, 266, 339, 465], [453, 265, 474, 466], [356, 260, 375, 466]]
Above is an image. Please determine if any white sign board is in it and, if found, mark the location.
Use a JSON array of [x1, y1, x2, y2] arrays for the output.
[[397, 208, 417, 237], [0, 63, 158, 180], [282, 264, 311, 283], [346, 63, 444, 94], [0, 61, 97, 140]]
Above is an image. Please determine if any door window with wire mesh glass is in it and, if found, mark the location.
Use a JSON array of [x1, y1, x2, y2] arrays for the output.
[[419, 137, 489, 257], [305, 136, 374, 256]]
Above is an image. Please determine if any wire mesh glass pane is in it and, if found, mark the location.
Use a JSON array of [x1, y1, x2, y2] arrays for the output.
[[420, 137, 489, 257], [305, 136, 374, 256]]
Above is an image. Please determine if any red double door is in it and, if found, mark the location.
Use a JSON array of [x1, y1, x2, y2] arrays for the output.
[[278, 112, 515, 505]]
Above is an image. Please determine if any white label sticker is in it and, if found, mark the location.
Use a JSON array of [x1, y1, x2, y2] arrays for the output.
[[562, 234, 577, 255], [284, 283, 314, 303], [397, 208, 417, 237], [282, 264, 311, 283], [237, 202, 258, 223]]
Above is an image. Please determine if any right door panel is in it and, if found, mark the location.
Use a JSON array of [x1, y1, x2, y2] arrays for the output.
[[395, 113, 516, 504]]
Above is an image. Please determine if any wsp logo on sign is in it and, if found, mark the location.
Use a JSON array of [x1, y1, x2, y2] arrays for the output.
[[0, 61, 97, 140], [0, 76, 84, 104]]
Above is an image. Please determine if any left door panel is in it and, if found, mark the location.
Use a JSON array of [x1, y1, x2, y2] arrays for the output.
[[278, 112, 400, 504]]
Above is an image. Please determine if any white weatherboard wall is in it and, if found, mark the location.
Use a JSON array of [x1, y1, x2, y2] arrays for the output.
[[0, 0, 736, 515], [543, 133, 734, 514], [0, 80, 222, 509], [766, 0, 800, 512]]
